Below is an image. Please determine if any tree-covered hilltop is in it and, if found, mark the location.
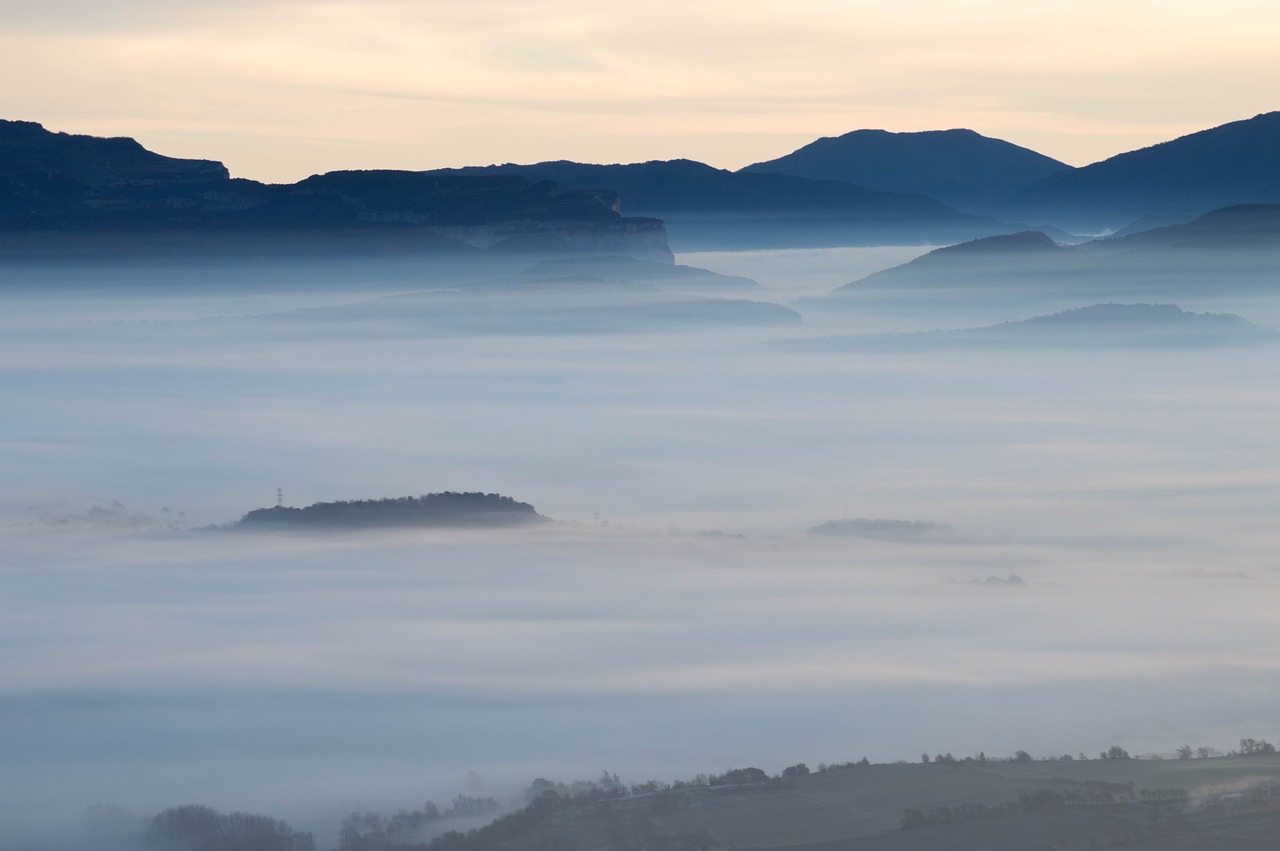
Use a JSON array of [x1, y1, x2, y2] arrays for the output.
[[236, 492, 547, 530], [77, 736, 1280, 851]]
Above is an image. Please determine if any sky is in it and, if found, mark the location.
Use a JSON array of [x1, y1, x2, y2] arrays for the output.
[[3, 0, 1278, 183]]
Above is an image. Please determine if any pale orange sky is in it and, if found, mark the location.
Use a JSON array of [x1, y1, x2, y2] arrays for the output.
[[3, 0, 1277, 182]]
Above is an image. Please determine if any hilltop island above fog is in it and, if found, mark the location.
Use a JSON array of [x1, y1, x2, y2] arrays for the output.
[[236, 492, 548, 530]]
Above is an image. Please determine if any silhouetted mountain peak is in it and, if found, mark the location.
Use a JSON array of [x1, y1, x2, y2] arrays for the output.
[[933, 230, 1062, 256], [0, 118, 230, 187], [1002, 112, 1280, 231], [742, 127, 1069, 212], [420, 158, 1012, 250]]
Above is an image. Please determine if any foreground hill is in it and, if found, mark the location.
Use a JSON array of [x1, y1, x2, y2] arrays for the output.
[[741, 128, 1070, 214], [236, 492, 547, 529], [327, 752, 1280, 851], [423, 160, 1015, 250], [0, 120, 670, 262], [999, 112, 1280, 232]]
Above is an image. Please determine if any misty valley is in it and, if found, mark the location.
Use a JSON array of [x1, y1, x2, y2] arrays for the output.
[[3, 116, 1280, 851]]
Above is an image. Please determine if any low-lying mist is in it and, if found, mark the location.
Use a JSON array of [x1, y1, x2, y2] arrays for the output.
[[2, 247, 1279, 846]]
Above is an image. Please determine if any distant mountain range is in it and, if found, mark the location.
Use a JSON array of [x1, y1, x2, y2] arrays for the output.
[[997, 112, 1280, 231], [0, 120, 671, 261], [421, 159, 1012, 249], [258, 268, 800, 336], [741, 128, 1070, 213], [3, 112, 1279, 255], [821, 204, 1280, 297], [425, 112, 1280, 240]]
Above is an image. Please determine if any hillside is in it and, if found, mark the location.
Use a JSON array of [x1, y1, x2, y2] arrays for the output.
[[819, 204, 1280, 298], [1084, 203, 1280, 254], [999, 112, 1280, 232], [784, 304, 1272, 351], [823, 230, 1084, 292], [258, 286, 800, 335], [327, 752, 1280, 851], [741, 128, 1069, 213]]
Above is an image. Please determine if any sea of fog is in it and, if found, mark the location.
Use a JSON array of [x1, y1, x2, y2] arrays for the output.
[[2, 246, 1279, 847]]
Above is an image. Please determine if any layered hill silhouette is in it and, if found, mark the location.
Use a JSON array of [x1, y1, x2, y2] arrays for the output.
[[742, 128, 1070, 213], [422, 159, 1015, 249], [785, 303, 1271, 350], [7, 112, 1280, 255], [0, 120, 671, 261], [999, 112, 1280, 232], [819, 204, 1280, 298]]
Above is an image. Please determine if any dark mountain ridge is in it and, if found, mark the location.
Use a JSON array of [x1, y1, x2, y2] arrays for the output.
[[421, 159, 1017, 250], [11, 111, 1280, 257], [0, 120, 671, 261], [261, 286, 800, 336], [741, 127, 1070, 213], [1000, 111, 1280, 231]]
